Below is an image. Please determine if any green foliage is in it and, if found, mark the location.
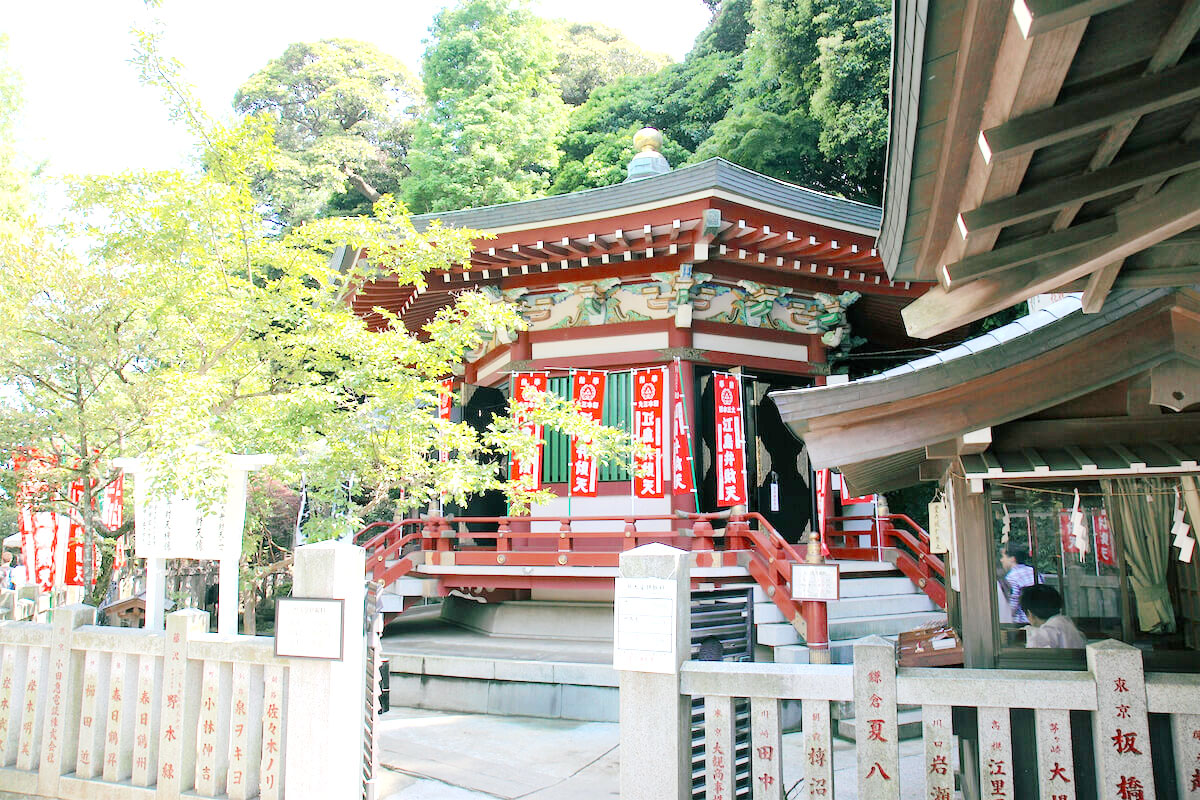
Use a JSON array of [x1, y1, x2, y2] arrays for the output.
[[0, 36, 30, 228], [742, 0, 890, 201], [547, 21, 672, 106], [0, 29, 639, 569], [233, 39, 422, 228], [550, 0, 889, 202], [404, 0, 569, 213]]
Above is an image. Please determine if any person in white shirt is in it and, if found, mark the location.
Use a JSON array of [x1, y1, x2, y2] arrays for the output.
[[1020, 584, 1086, 649], [9, 556, 27, 589]]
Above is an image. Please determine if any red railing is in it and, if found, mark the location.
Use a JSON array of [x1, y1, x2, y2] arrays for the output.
[[826, 513, 946, 609], [358, 512, 814, 631], [358, 509, 946, 614]]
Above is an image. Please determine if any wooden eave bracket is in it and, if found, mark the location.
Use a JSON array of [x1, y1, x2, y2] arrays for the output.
[[925, 428, 993, 460]]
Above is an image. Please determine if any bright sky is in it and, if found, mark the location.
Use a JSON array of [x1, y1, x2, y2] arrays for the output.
[[2, 1, 712, 177]]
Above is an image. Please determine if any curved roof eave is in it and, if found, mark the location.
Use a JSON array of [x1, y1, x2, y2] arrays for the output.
[[769, 288, 1177, 463]]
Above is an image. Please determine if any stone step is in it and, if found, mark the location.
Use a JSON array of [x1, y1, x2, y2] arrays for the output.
[[381, 576, 439, 597], [828, 611, 946, 641], [756, 610, 945, 647], [837, 709, 924, 741], [750, 570, 918, 604], [753, 593, 938, 625], [771, 641, 859, 665], [837, 575, 925, 598]]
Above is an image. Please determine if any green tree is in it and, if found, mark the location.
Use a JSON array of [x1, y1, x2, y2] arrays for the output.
[[547, 21, 672, 106], [404, 0, 569, 213], [233, 39, 422, 228], [0, 36, 30, 227], [0, 30, 637, 611], [736, 0, 891, 201], [549, 0, 890, 203], [548, 0, 749, 194]]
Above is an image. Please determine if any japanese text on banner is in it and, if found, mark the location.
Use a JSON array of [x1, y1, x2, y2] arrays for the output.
[[632, 367, 666, 498], [569, 371, 606, 497], [510, 372, 548, 493], [712, 372, 747, 507]]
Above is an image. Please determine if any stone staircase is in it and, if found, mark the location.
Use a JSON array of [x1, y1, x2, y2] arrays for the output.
[[753, 561, 945, 665]]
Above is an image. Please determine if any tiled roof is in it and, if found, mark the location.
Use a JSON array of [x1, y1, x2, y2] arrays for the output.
[[409, 158, 883, 234]]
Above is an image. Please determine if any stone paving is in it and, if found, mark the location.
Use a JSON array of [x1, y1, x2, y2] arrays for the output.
[[376, 706, 940, 799]]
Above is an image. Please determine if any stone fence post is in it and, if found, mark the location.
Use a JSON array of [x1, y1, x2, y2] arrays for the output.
[[616, 543, 691, 800], [283, 540, 367, 800]]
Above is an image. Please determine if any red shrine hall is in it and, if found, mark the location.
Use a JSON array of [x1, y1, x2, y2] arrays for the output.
[[346, 140, 928, 537]]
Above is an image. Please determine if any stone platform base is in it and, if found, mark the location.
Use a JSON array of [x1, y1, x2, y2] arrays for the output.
[[381, 599, 618, 722]]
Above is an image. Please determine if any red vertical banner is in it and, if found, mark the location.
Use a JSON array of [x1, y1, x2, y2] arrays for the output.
[[64, 479, 87, 587], [101, 471, 124, 531], [672, 362, 696, 498], [1059, 511, 1081, 554], [632, 367, 667, 498], [114, 535, 127, 571], [569, 370, 607, 497], [437, 378, 454, 463], [1094, 511, 1115, 566], [510, 372, 548, 493], [712, 372, 747, 507]]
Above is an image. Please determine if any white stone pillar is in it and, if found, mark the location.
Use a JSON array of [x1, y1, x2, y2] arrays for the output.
[[1087, 640, 1155, 800], [37, 604, 93, 796], [853, 636, 899, 800], [615, 543, 691, 800], [157, 608, 207, 800], [282, 541, 366, 800]]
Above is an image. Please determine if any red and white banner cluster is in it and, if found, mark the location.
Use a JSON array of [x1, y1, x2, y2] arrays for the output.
[[569, 371, 607, 496], [14, 450, 59, 591], [511, 372, 548, 492], [13, 451, 122, 590], [632, 367, 667, 498], [712, 372, 747, 507]]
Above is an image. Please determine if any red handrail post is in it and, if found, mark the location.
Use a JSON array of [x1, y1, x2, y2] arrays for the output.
[[799, 533, 831, 664]]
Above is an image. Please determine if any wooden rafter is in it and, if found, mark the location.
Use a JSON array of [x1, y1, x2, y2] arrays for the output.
[[941, 216, 1117, 288], [980, 58, 1200, 161], [904, 168, 1200, 337], [931, 13, 1088, 275], [961, 141, 1200, 236], [1013, 0, 1138, 37]]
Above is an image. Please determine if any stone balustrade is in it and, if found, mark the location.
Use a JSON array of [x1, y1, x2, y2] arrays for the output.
[[0, 540, 369, 800], [617, 544, 1200, 800]]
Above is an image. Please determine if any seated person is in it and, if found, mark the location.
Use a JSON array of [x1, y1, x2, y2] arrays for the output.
[[1019, 584, 1086, 649]]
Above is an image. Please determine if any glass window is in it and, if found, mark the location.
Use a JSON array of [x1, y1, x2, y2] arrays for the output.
[[989, 478, 1200, 668]]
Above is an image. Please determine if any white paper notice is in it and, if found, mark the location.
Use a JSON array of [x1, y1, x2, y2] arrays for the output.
[[613, 578, 678, 673], [791, 563, 840, 601], [275, 598, 345, 660]]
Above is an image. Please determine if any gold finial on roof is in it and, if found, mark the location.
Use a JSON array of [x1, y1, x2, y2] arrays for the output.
[[633, 127, 664, 153]]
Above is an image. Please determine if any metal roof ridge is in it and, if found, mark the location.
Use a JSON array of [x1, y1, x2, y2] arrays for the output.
[[408, 158, 882, 232], [709, 159, 884, 213]]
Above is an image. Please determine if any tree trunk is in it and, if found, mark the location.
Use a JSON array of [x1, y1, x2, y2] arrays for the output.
[[342, 167, 383, 204], [244, 587, 258, 636]]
